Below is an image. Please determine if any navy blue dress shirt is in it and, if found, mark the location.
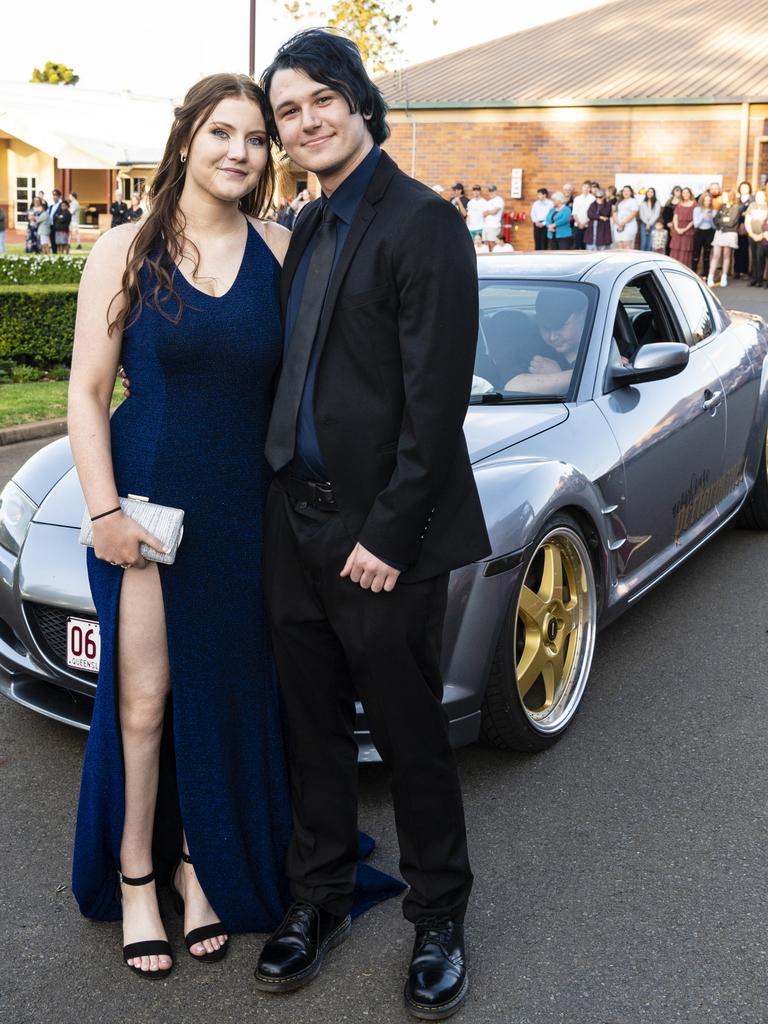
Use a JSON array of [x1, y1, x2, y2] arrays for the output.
[[284, 144, 381, 482]]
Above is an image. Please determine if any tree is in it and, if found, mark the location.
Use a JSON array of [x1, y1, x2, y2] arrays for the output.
[[30, 62, 79, 85], [275, 0, 435, 73]]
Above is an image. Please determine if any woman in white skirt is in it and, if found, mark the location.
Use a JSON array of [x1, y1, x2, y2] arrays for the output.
[[612, 185, 640, 249], [708, 189, 740, 287]]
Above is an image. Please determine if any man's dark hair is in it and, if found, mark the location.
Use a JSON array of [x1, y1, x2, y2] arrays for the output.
[[537, 187, 549, 197], [52, 189, 61, 197], [261, 28, 389, 146]]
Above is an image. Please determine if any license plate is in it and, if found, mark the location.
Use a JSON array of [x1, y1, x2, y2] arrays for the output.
[[66, 617, 101, 674]]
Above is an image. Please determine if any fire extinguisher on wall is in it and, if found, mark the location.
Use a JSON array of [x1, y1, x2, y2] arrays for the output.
[[503, 210, 512, 243], [503, 210, 527, 242]]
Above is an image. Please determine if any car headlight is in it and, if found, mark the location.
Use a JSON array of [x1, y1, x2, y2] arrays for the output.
[[0, 481, 38, 557]]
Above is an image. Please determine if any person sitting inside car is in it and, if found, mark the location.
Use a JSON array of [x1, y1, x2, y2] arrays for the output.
[[504, 288, 588, 394]]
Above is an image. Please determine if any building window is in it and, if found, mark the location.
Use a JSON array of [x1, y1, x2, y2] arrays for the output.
[[15, 176, 37, 225], [119, 176, 147, 201]]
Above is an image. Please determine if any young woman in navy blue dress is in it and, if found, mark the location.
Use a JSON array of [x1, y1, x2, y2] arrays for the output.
[[68, 73, 403, 980]]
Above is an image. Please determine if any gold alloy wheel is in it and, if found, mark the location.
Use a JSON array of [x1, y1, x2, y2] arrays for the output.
[[514, 526, 596, 734]]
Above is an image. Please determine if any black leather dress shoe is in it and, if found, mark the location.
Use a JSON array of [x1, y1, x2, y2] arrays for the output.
[[404, 918, 468, 1020], [254, 901, 351, 993]]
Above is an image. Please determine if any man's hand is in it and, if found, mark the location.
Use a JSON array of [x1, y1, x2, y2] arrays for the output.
[[529, 354, 561, 375], [340, 543, 401, 593]]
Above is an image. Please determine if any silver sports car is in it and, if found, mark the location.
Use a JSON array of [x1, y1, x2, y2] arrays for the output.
[[2, 251, 767, 761]]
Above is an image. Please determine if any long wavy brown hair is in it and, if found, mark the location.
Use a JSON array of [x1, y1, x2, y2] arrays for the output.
[[108, 73, 275, 334]]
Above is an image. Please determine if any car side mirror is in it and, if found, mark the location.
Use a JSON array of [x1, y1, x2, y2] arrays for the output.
[[607, 342, 690, 390]]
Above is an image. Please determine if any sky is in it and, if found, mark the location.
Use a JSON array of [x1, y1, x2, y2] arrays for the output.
[[4, 0, 613, 97]]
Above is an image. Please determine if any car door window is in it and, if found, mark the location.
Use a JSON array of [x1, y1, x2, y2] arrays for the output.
[[611, 272, 681, 368], [662, 271, 714, 346]]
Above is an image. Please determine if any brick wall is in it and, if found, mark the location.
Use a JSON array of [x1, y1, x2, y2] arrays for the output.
[[382, 108, 750, 250]]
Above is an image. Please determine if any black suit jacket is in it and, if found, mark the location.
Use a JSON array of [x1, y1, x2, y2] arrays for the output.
[[279, 150, 491, 581]]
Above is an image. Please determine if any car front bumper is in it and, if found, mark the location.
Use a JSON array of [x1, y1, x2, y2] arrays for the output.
[[1, 526, 490, 762]]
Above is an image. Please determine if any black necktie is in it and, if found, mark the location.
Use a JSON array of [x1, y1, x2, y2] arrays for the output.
[[265, 206, 337, 473]]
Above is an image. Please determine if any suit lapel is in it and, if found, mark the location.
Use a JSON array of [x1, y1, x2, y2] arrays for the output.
[[281, 151, 400, 345], [312, 153, 400, 355], [280, 202, 321, 314], [314, 199, 377, 349]]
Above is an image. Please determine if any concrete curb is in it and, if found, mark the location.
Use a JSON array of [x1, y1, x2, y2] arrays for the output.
[[0, 418, 67, 446]]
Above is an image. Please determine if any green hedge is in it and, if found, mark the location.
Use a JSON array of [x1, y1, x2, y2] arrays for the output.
[[0, 285, 79, 366], [0, 254, 87, 285]]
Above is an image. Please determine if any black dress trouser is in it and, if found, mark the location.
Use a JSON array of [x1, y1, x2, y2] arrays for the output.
[[263, 480, 473, 924], [693, 228, 715, 278], [736, 232, 750, 276], [533, 224, 549, 250], [749, 237, 766, 284]]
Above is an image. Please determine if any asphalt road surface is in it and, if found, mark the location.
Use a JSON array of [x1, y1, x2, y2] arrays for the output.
[[3, 281, 768, 1024]]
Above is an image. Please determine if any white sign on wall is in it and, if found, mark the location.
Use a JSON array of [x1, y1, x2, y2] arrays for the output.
[[614, 172, 723, 202], [510, 168, 523, 199]]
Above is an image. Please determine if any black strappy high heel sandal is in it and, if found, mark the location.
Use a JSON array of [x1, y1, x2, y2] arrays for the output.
[[118, 870, 174, 979], [171, 852, 229, 963]]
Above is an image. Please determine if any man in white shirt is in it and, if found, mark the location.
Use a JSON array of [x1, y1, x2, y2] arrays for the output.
[[571, 180, 594, 250], [483, 185, 505, 251], [530, 188, 554, 250], [466, 185, 488, 245]]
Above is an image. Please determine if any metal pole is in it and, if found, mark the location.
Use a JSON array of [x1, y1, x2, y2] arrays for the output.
[[249, 0, 256, 77], [737, 102, 750, 188]]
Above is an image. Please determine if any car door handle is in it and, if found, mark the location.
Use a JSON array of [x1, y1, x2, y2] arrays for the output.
[[702, 389, 723, 412]]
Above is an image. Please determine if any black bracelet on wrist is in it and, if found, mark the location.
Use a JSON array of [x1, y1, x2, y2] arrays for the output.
[[91, 505, 122, 522]]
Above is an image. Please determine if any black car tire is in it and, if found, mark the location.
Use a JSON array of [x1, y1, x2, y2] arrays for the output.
[[736, 425, 768, 530], [480, 514, 598, 753]]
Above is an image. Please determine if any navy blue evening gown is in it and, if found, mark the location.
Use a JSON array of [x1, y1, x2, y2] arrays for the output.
[[71, 221, 404, 931]]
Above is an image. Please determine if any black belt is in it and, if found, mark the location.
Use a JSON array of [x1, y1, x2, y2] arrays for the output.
[[278, 474, 339, 511]]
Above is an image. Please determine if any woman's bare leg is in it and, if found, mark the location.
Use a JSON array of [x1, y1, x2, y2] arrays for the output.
[[709, 245, 722, 281], [722, 247, 732, 279], [119, 561, 227, 966], [118, 562, 172, 973], [173, 832, 228, 956]]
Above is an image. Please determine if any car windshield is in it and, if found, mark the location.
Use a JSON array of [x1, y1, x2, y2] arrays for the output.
[[472, 281, 596, 403]]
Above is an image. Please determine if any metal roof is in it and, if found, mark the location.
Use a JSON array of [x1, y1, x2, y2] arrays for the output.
[[377, 0, 768, 108], [0, 81, 176, 168]]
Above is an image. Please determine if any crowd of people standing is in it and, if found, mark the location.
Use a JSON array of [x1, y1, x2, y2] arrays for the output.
[[15, 172, 768, 292], [17, 187, 147, 254], [450, 183, 514, 251], [24, 189, 81, 255], [529, 178, 768, 287]]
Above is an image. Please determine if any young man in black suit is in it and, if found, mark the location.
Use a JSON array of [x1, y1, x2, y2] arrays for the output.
[[256, 30, 490, 1019]]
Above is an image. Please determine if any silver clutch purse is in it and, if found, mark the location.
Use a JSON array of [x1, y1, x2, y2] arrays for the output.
[[79, 494, 185, 565]]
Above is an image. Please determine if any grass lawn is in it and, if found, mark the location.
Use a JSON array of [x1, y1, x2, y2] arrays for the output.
[[0, 283, 80, 294], [4, 241, 96, 255], [0, 380, 123, 428]]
